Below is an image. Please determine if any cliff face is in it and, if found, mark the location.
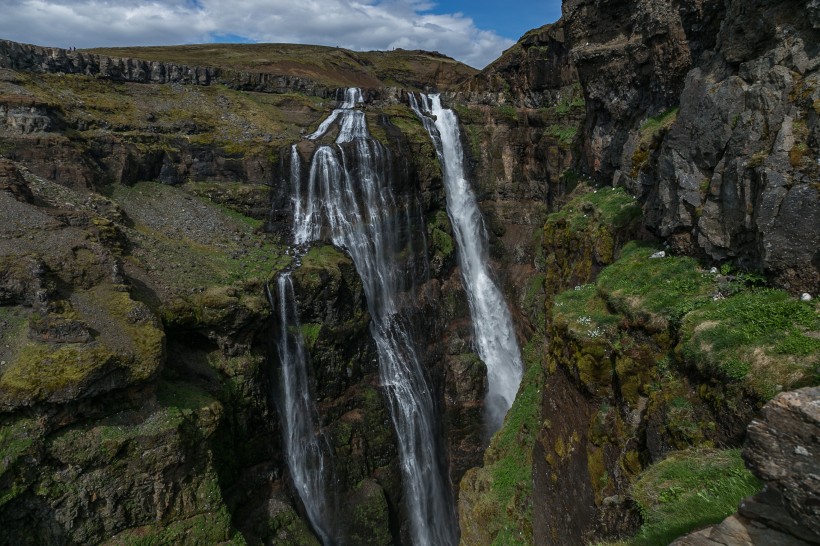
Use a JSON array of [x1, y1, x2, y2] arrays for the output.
[[454, 1, 819, 544], [564, 0, 819, 293]]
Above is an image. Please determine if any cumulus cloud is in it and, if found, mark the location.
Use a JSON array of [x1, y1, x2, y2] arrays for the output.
[[0, 0, 514, 68]]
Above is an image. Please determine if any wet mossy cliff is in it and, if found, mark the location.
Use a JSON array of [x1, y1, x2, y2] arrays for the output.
[[0, 0, 819, 543], [0, 40, 486, 545], [453, 1, 820, 545]]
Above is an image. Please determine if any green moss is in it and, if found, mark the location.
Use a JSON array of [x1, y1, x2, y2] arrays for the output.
[[299, 245, 349, 278], [0, 417, 38, 483], [628, 449, 761, 546], [495, 104, 518, 123], [299, 323, 322, 349], [547, 124, 578, 145], [107, 507, 244, 545], [48, 381, 220, 467], [639, 107, 679, 144], [427, 210, 455, 260], [0, 343, 119, 398]]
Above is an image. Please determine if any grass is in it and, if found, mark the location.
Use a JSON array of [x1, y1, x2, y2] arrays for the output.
[[85, 43, 476, 89], [631, 107, 679, 176], [596, 242, 713, 329], [638, 108, 679, 146], [547, 124, 578, 145], [553, 284, 620, 341], [545, 187, 641, 233], [112, 181, 288, 293], [628, 448, 761, 546], [680, 289, 819, 398], [20, 72, 325, 151], [462, 334, 546, 545], [48, 380, 220, 467]]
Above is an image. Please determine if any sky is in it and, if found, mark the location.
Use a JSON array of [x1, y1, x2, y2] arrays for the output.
[[0, 0, 563, 69]]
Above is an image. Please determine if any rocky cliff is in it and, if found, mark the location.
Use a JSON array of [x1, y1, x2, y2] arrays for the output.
[[564, 0, 819, 293], [453, 1, 819, 544], [0, 0, 818, 542], [0, 39, 483, 545]]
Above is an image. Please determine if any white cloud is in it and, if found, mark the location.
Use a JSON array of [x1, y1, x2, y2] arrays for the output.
[[0, 0, 513, 68]]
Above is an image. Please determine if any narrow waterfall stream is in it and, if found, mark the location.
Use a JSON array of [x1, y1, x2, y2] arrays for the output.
[[270, 272, 337, 544], [410, 93, 524, 433], [290, 88, 458, 546]]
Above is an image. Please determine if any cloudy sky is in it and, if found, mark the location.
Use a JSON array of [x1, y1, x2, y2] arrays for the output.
[[0, 0, 562, 68]]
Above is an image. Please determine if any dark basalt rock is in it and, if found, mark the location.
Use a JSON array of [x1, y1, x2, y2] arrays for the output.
[[672, 387, 820, 545]]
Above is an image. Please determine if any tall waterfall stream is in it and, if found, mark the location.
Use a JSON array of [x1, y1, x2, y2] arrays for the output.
[[269, 272, 337, 543], [410, 93, 524, 433], [282, 88, 458, 546]]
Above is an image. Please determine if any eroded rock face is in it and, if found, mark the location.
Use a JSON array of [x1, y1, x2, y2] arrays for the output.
[[641, 0, 820, 292], [564, 0, 724, 177], [672, 387, 820, 545], [459, 21, 579, 108], [564, 0, 819, 293]]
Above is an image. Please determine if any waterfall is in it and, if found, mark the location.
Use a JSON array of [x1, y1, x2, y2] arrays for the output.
[[410, 93, 524, 433], [291, 88, 458, 546], [270, 271, 337, 544]]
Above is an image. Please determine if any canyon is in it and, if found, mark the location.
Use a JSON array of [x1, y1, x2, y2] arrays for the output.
[[0, 0, 818, 545]]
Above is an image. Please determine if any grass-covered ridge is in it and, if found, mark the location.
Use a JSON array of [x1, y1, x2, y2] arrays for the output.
[[554, 240, 818, 399], [459, 336, 545, 546], [84, 43, 477, 89]]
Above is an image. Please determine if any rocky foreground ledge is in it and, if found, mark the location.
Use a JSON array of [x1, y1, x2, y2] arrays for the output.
[[673, 386, 820, 545]]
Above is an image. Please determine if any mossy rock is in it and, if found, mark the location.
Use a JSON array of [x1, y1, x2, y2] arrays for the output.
[[0, 285, 164, 409], [345, 478, 392, 545]]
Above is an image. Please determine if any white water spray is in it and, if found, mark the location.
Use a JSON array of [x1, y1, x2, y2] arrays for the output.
[[292, 89, 458, 546], [410, 93, 524, 433], [269, 272, 337, 544]]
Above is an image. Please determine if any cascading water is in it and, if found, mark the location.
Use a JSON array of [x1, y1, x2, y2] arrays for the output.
[[269, 271, 337, 544], [410, 93, 524, 434], [291, 88, 458, 546]]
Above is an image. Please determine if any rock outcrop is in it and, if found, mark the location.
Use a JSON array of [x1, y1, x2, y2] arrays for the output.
[[672, 386, 820, 545], [563, 0, 819, 293]]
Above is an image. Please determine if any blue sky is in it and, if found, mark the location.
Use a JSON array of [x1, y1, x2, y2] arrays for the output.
[[0, 0, 564, 68], [425, 1, 562, 41]]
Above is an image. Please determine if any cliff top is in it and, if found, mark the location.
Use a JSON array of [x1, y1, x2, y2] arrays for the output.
[[84, 42, 477, 90]]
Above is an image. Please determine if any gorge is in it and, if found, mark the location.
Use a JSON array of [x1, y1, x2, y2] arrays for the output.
[[0, 0, 818, 545]]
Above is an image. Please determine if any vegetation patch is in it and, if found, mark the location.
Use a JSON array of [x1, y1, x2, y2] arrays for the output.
[[427, 210, 455, 261], [630, 107, 679, 176], [628, 449, 761, 546], [680, 289, 819, 398], [545, 187, 641, 234], [547, 124, 578, 145], [596, 242, 713, 329], [464, 334, 546, 545], [553, 284, 620, 341]]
